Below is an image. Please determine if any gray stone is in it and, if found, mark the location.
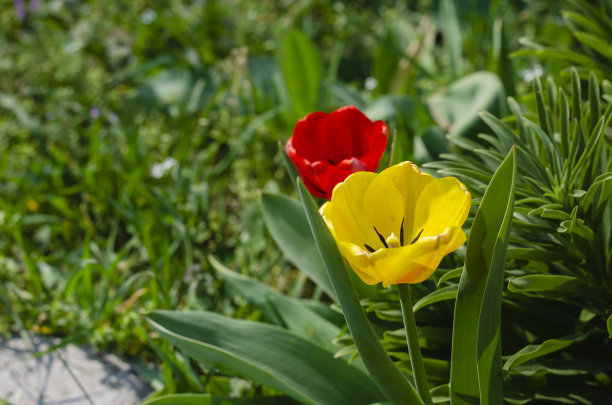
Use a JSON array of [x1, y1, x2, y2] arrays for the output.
[[0, 334, 150, 405]]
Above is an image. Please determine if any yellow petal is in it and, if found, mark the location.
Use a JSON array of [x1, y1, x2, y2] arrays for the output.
[[378, 162, 435, 239], [374, 227, 466, 287], [363, 174, 404, 249], [326, 171, 377, 248], [322, 202, 381, 284], [412, 177, 471, 238], [337, 241, 382, 285]]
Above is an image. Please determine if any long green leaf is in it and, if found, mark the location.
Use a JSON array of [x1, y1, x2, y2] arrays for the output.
[[476, 147, 516, 405], [209, 255, 341, 349], [295, 179, 423, 405], [261, 193, 336, 300], [450, 147, 516, 405], [281, 28, 321, 120], [147, 310, 382, 405]]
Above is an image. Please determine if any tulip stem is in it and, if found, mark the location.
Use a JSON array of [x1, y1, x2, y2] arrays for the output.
[[398, 284, 433, 405]]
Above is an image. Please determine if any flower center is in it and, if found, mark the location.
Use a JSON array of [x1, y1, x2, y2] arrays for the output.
[[363, 218, 423, 253]]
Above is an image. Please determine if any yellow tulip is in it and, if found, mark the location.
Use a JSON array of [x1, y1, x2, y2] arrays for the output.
[[320, 161, 471, 287]]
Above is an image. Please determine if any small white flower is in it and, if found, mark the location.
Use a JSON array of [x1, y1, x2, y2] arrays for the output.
[[365, 77, 378, 91], [520, 64, 544, 82], [141, 9, 157, 24], [150, 157, 177, 179]]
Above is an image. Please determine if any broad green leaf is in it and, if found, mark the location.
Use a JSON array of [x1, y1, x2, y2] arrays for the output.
[[147, 310, 382, 405], [142, 394, 298, 405], [428, 72, 504, 139], [607, 314, 612, 338], [281, 28, 321, 120], [209, 255, 341, 348], [295, 179, 423, 405], [260, 193, 336, 300], [450, 147, 516, 405], [412, 285, 458, 312], [502, 334, 589, 373]]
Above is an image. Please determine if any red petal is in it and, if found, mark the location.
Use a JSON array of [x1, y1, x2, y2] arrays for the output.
[[324, 158, 368, 197], [290, 111, 328, 161], [337, 106, 378, 157], [320, 107, 357, 162], [285, 106, 389, 198], [359, 120, 389, 170]]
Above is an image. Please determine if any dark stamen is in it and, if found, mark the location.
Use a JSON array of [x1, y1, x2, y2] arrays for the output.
[[399, 218, 405, 246], [410, 229, 424, 245], [364, 244, 375, 253], [374, 227, 388, 248], [328, 158, 335, 164]]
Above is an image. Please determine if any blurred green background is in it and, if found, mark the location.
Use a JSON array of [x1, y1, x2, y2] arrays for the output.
[[1, 0, 610, 400]]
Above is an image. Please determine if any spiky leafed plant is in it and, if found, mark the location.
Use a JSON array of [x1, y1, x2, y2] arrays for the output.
[[424, 69, 612, 402], [516, 0, 612, 82]]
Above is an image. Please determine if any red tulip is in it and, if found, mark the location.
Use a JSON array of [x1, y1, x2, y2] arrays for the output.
[[285, 105, 389, 199]]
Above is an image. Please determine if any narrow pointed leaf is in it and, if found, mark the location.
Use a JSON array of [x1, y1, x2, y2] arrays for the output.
[[476, 148, 516, 405], [450, 147, 516, 405], [295, 178, 423, 405]]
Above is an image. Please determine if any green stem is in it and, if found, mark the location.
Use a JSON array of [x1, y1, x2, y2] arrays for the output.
[[398, 284, 434, 405]]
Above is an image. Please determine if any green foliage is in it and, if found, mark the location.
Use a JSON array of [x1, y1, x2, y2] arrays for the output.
[[515, 0, 612, 80], [2, 0, 611, 402], [260, 193, 335, 301], [426, 71, 612, 399], [280, 28, 322, 121], [147, 310, 383, 405], [450, 148, 517, 405]]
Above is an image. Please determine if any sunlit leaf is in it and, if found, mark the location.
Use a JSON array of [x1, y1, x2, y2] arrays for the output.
[[147, 310, 382, 405], [450, 147, 516, 405]]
